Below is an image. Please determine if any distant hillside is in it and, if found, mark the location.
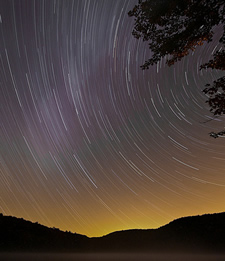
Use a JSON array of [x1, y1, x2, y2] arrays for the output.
[[0, 213, 89, 252], [1, 212, 225, 253], [90, 212, 225, 253]]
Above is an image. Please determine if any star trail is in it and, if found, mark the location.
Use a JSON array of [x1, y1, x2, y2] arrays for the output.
[[0, 0, 225, 237]]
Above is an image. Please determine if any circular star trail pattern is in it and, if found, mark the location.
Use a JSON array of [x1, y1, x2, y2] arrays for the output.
[[0, 0, 225, 236]]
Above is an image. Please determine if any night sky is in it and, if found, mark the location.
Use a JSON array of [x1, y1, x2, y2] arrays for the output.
[[1, 0, 225, 237]]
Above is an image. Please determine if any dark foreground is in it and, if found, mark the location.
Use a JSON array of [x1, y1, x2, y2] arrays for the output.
[[1, 212, 225, 254], [1, 253, 225, 261]]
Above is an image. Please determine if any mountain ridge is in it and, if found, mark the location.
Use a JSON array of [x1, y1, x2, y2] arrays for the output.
[[1, 212, 225, 253]]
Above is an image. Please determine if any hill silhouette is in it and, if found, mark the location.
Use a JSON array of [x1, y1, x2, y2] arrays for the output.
[[0, 213, 89, 252], [1, 212, 225, 253], [91, 212, 225, 253]]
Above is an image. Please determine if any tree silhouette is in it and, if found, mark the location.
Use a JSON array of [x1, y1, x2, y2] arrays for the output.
[[128, 0, 225, 137]]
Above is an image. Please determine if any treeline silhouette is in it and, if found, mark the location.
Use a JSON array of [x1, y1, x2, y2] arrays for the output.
[[0, 213, 89, 252], [1, 212, 225, 253]]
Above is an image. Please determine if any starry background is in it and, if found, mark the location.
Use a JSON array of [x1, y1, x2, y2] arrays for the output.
[[0, 0, 225, 237]]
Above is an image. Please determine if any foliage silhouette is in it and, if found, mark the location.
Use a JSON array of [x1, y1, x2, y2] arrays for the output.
[[128, 0, 225, 137]]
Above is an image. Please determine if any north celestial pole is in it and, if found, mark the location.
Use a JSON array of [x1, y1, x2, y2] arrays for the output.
[[0, 0, 225, 237]]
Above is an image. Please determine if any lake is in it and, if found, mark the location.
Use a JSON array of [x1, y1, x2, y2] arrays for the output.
[[1, 253, 225, 261]]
